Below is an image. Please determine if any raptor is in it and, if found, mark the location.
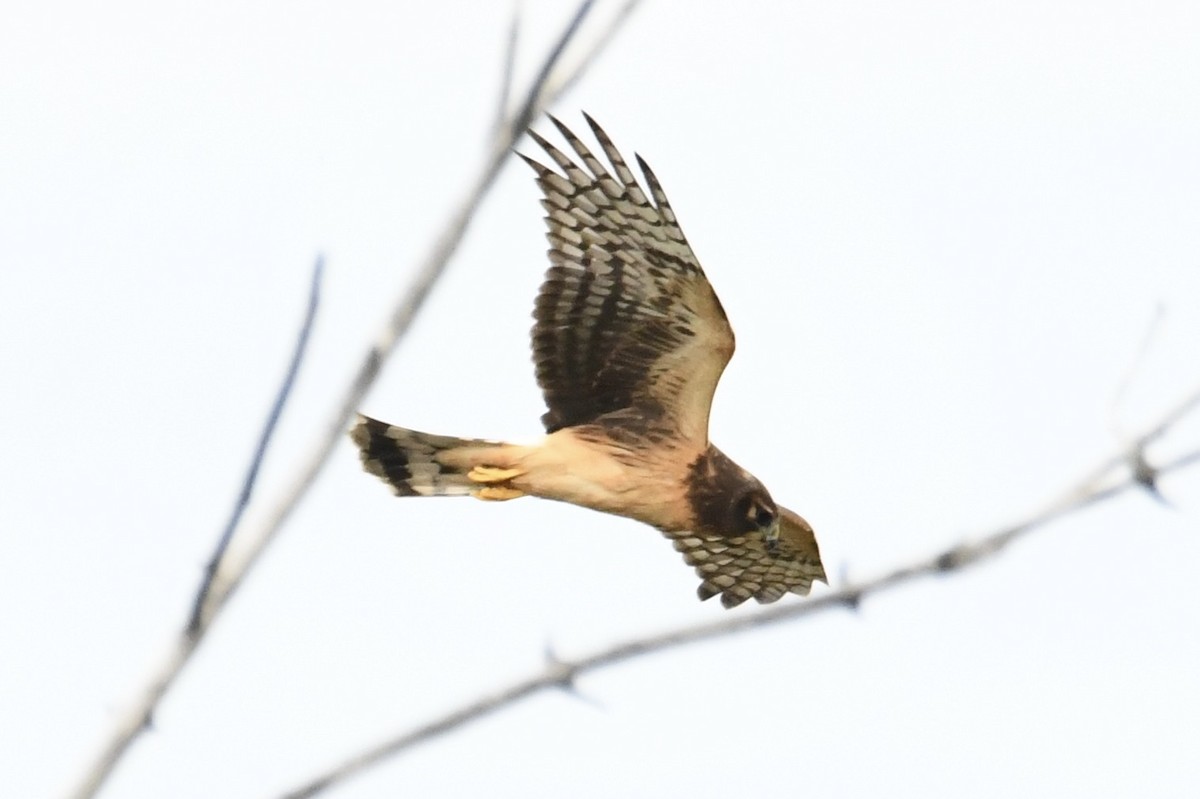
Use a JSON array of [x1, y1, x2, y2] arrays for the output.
[[351, 114, 825, 608]]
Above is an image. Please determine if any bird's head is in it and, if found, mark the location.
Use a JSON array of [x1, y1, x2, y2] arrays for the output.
[[734, 490, 823, 573], [735, 485, 780, 549]]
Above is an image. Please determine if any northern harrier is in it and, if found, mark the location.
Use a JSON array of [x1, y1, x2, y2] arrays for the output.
[[351, 114, 825, 608]]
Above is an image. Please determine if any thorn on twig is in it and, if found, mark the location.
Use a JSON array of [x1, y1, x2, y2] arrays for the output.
[[1129, 447, 1171, 507], [544, 642, 601, 708], [837, 563, 861, 612], [543, 642, 577, 690]]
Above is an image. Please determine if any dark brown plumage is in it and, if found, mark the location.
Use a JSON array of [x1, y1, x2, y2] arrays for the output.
[[522, 115, 734, 448]]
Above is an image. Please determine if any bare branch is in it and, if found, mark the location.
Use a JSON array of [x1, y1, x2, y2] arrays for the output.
[[187, 255, 324, 635], [503, 0, 595, 144], [1110, 302, 1164, 437], [65, 258, 323, 799], [536, 0, 640, 108], [1137, 382, 1200, 449], [64, 4, 639, 798], [276, 385, 1200, 799], [491, 2, 521, 140]]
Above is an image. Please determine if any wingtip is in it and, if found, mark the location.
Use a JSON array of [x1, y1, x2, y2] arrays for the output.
[[547, 112, 571, 138], [525, 126, 552, 150], [633, 151, 656, 179], [581, 110, 603, 135], [515, 150, 543, 173]]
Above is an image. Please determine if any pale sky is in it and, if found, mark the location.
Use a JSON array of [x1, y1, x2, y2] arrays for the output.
[[4, 2, 1200, 798]]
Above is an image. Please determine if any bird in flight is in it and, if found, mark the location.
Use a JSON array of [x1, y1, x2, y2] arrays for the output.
[[351, 113, 825, 608]]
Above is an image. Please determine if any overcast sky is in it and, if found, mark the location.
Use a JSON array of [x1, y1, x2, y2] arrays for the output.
[[4, 2, 1200, 798]]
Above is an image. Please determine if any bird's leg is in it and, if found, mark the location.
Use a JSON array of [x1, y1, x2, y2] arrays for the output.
[[467, 465, 523, 483], [473, 486, 525, 501], [468, 465, 526, 501]]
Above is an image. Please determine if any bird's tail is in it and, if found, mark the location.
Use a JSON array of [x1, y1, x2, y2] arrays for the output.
[[350, 414, 527, 500]]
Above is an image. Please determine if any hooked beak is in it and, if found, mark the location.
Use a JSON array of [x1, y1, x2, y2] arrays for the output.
[[763, 517, 781, 555]]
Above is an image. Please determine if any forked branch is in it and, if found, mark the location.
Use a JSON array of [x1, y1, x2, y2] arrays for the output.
[[64, 4, 641, 798]]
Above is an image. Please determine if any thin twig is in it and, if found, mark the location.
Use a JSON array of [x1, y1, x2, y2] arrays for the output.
[[1110, 302, 1164, 441], [64, 5, 637, 799], [277, 387, 1200, 799], [492, 1, 521, 140], [1137, 382, 1200, 448], [1109, 304, 1170, 501], [65, 259, 323, 799], [534, 0, 640, 108], [187, 255, 324, 635], [504, 0, 595, 145]]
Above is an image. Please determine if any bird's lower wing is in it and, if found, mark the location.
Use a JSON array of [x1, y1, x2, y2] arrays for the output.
[[666, 507, 826, 608]]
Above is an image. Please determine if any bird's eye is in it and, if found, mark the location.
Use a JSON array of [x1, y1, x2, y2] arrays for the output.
[[742, 496, 775, 530], [738, 494, 777, 533]]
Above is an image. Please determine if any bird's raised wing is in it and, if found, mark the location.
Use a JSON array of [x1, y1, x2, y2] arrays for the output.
[[666, 507, 826, 608], [521, 114, 735, 449]]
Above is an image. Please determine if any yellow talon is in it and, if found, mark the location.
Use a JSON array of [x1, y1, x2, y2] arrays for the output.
[[468, 465, 524, 484], [474, 486, 525, 501]]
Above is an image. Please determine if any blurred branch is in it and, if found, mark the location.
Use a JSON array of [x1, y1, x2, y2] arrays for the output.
[[491, 2, 522, 139], [1110, 304, 1170, 502], [64, 4, 641, 798], [277, 384, 1200, 799], [1110, 303, 1164, 433], [500, 0, 640, 144]]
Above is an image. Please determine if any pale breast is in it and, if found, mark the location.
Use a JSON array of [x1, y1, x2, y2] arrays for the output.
[[513, 427, 696, 530]]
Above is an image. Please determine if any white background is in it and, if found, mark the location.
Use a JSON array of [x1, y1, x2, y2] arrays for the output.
[[4, 2, 1200, 797]]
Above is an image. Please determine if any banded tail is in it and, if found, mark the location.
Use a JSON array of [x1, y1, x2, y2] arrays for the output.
[[350, 415, 527, 499]]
